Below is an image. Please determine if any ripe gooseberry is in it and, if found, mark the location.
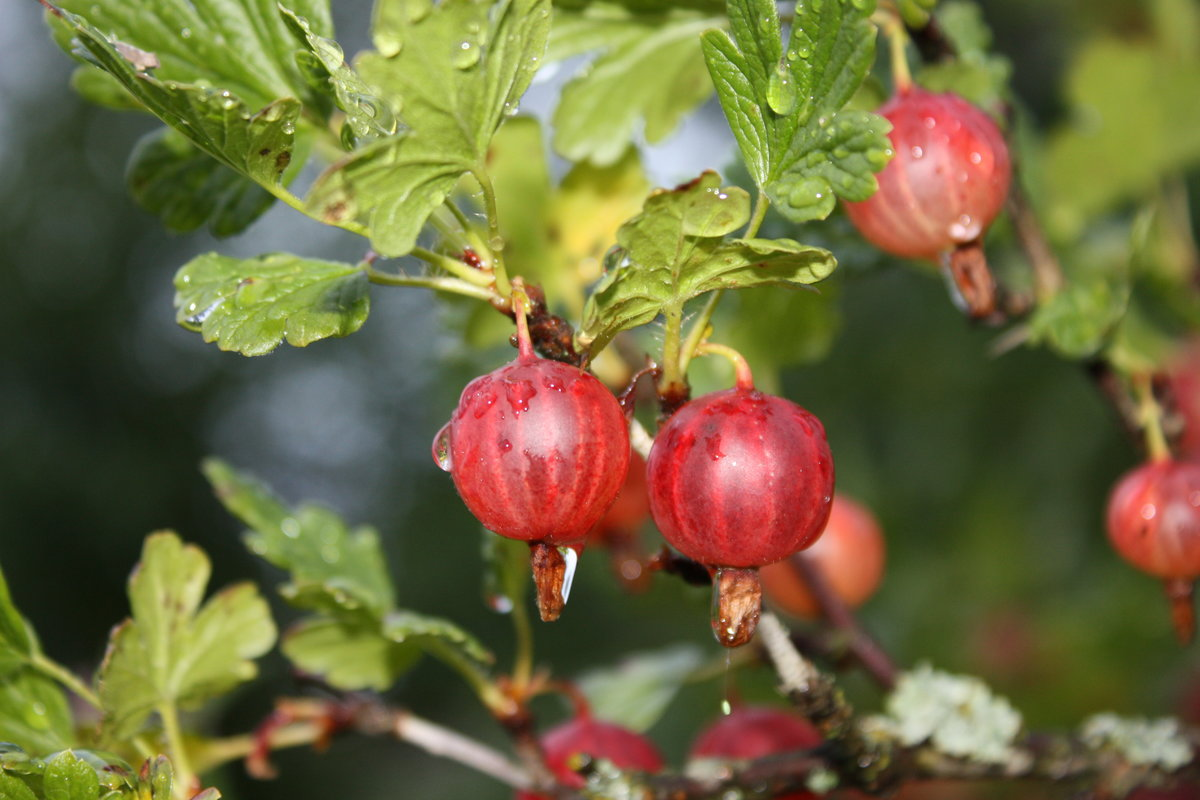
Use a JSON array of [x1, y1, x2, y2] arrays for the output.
[[760, 494, 885, 619], [647, 349, 834, 646], [843, 86, 1011, 261], [434, 282, 630, 620], [516, 715, 664, 800], [1107, 458, 1200, 642], [691, 706, 822, 800]]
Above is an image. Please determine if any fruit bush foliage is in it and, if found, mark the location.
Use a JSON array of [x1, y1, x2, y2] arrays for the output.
[[1, 0, 1200, 798]]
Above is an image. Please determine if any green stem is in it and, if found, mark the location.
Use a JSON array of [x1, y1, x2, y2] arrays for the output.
[[28, 653, 100, 709], [410, 246, 495, 287], [510, 598, 534, 692], [364, 266, 496, 301], [659, 301, 687, 392], [425, 641, 516, 717], [190, 722, 326, 775], [882, 11, 913, 94], [158, 702, 196, 799], [471, 169, 512, 296], [744, 190, 770, 240], [1134, 373, 1172, 463]]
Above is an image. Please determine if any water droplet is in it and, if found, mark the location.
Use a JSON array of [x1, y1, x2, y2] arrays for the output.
[[180, 27, 192, 39], [1141, 503, 1158, 521], [281, 121, 296, 135], [185, 298, 224, 326], [910, 145, 924, 159], [502, 100, 520, 117], [923, 116, 937, 129], [559, 546, 578, 604], [504, 379, 536, 414], [832, 146, 849, 159], [969, 151, 983, 164], [432, 422, 454, 471], [795, 43, 812, 59], [758, 14, 774, 34], [947, 213, 980, 241], [281, 517, 301, 538], [498, 439, 512, 452], [453, 38, 481, 69], [487, 594, 514, 613]]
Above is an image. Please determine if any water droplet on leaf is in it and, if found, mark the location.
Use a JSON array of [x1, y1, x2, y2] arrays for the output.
[[766, 62, 797, 115]]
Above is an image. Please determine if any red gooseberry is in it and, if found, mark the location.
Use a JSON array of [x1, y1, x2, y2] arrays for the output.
[[516, 715, 664, 800], [691, 706, 822, 800]]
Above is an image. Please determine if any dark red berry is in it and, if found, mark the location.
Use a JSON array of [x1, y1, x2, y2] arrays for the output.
[[1107, 459, 1200, 641], [647, 388, 834, 569], [691, 707, 822, 800], [760, 494, 885, 619], [434, 355, 630, 546], [516, 716, 664, 800], [843, 86, 1011, 260]]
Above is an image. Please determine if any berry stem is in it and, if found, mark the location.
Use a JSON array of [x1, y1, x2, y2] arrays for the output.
[[510, 588, 535, 692], [696, 342, 756, 392], [1133, 373, 1172, 463], [511, 278, 536, 363], [881, 10, 914, 94]]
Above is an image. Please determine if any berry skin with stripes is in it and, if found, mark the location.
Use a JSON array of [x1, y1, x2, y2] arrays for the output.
[[843, 86, 1011, 260], [515, 716, 663, 800], [434, 355, 630, 546], [691, 707, 822, 800], [646, 387, 834, 569]]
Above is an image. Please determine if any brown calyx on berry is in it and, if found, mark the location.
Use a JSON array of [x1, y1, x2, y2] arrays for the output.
[[712, 567, 762, 648]]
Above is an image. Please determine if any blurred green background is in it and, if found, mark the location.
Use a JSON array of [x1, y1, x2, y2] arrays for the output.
[[1, 0, 1198, 798]]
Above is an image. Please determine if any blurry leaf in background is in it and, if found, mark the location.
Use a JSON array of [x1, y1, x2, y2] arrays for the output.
[[576, 644, 704, 732], [206, 461, 493, 692], [701, 0, 892, 221], [580, 172, 835, 354], [723, 284, 841, 394], [481, 532, 529, 614], [1043, 0, 1200, 237], [488, 117, 651, 318], [308, 0, 550, 256], [0, 565, 35, 678], [1027, 269, 1130, 360], [173, 253, 370, 356], [915, 1, 1013, 112], [547, 6, 719, 165], [97, 532, 276, 739]]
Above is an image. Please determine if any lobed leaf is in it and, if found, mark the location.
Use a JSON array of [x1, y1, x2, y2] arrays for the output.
[[42, 751, 101, 800], [702, 0, 891, 221], [204, 459, 396, 615], [549, 9, 719, 165], [307, 0, 550, 256], [174, 252, 369, 356], [579, 172, 835, 353], [97, 532, 276, 739]]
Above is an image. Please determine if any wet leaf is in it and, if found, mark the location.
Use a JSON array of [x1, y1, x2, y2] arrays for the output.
[[306, 0, 550, 256], [173, 252, 369, 356], [97, 532, 276, 739], [43, 751, 101, 800], [0, 563, 34, 678], [282, 617, 421, 691], [0, 669, 74, 755], [203, 459, 395, 616], [701, 0, 891, 220], [580, 172, 835, 354], [0, 774, 38, 800]]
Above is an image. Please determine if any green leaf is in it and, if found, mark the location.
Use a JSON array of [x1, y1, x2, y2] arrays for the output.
[[97, 532, 276, 739], [277, 5, 398, 144], [68, 67, 143, 111], [577, 644, 704, 733], [173, 252, 370, 356], [282, 611, 492, 692], [701, 0, 891, 221], [126, 128, 277, 236], [306, 0, 550, 256], [914, 1, 1012, 110], [43, 751, 101, 800], [0, 670, 74, 755], [0, 564, 34, 677], [1028, 275, 1130, 359], [1044, 36, 1200, 234], [549, 9, 719, 165], [282, 617, 420, 691], [54, 0, 333, 110], [0, 774, 38, 800], [203, 459, 395, 616], [50, 10, 303, 195], [579, 172, 836, 353]]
